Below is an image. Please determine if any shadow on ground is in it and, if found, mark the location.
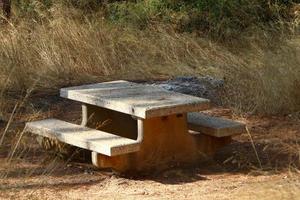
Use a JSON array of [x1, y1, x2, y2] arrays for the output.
[[1, 132, 300, 191]]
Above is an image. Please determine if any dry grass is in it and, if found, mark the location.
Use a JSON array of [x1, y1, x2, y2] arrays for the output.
[[0, 4, 299, 115], [1, 23, 300, 115], [0, 9, 224, 91], [0, 3, 300, 200], [221, 32, 300, 115]]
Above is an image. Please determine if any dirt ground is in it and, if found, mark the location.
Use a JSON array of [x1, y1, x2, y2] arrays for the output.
[[0, 94, 300, 200]]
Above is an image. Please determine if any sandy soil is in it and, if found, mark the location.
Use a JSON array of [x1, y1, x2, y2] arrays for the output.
[[0, 94, 300, 200]]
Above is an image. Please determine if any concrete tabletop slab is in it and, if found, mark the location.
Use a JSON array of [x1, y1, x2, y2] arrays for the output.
[[60, 80, 210, 119]]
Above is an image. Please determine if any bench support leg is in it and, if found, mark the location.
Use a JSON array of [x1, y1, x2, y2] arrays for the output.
[[91, 118, 144, 172], [193, 134, 232, 156], [81, 104, 137, 139]]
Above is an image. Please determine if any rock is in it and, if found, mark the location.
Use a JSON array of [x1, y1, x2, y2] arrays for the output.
[[151, 76, 224, 105]]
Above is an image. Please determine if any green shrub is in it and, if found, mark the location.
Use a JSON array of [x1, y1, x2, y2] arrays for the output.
[[12, 0, 53, 19], [10, 0, 299, 38], [63, 0, 103, 12], [105, 0, 296, 38], [107, 0, 169, 28]]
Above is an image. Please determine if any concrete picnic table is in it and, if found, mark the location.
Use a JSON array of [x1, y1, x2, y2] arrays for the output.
[[26, 80, 245, 172], [61, 80, 212, 171]]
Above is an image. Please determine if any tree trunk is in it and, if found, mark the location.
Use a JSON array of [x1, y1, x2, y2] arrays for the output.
[[2, 0, 11, 19]]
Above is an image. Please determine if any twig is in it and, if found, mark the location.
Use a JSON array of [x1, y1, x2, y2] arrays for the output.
[[0, 102, 18, 146], [6, 128, 25, 164], [246, 126, 262, 169]]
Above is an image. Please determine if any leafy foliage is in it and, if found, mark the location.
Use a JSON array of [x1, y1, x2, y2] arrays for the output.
[[10, 0, 298, 38], [105, 0, 296, 38]]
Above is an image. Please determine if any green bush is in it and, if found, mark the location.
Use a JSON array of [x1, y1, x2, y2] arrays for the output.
[[12, 0, 102, 18], [177, 0, 293, 37], [12, 0, 53, 19], [106, 0, 296, 38], [107, 0, 169, 28], [64, 0, 103, 12], [11, 0, 298, 38]]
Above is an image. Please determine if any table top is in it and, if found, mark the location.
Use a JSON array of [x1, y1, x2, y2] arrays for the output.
[[60, 80, 210, 119]]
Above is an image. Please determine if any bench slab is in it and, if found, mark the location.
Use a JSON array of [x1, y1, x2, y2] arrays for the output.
[[188, 113, 245, 137], [25, 119, 140, 156]]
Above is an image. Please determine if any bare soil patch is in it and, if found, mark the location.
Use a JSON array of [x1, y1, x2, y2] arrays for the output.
[[0, 94, 300, 199]]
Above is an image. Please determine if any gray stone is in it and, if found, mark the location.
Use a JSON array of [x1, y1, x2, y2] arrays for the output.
[[151, 76, 224, 105]]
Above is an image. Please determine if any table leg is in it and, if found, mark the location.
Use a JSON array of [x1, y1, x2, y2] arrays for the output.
[[90, 113, 218, 172]]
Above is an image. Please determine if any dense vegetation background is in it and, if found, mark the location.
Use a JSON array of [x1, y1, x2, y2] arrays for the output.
[[11, 0, 298, 35], [0, 0, 300, 116]]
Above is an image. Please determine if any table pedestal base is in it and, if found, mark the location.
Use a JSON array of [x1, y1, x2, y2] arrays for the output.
[[83, 104, 231, 172]]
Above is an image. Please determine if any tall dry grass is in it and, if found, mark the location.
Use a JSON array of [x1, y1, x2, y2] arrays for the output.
[[0, 5, 299, 115], [0, 4, 300, 199], [222, 32, 300, 115]]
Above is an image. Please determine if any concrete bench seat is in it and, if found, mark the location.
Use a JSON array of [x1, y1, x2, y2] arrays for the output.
[[25, 119, 141, 156], [187, 113, 246, 137]]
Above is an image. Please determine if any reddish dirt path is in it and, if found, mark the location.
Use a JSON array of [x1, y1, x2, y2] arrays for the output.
[[0, 96, 300, 199]]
